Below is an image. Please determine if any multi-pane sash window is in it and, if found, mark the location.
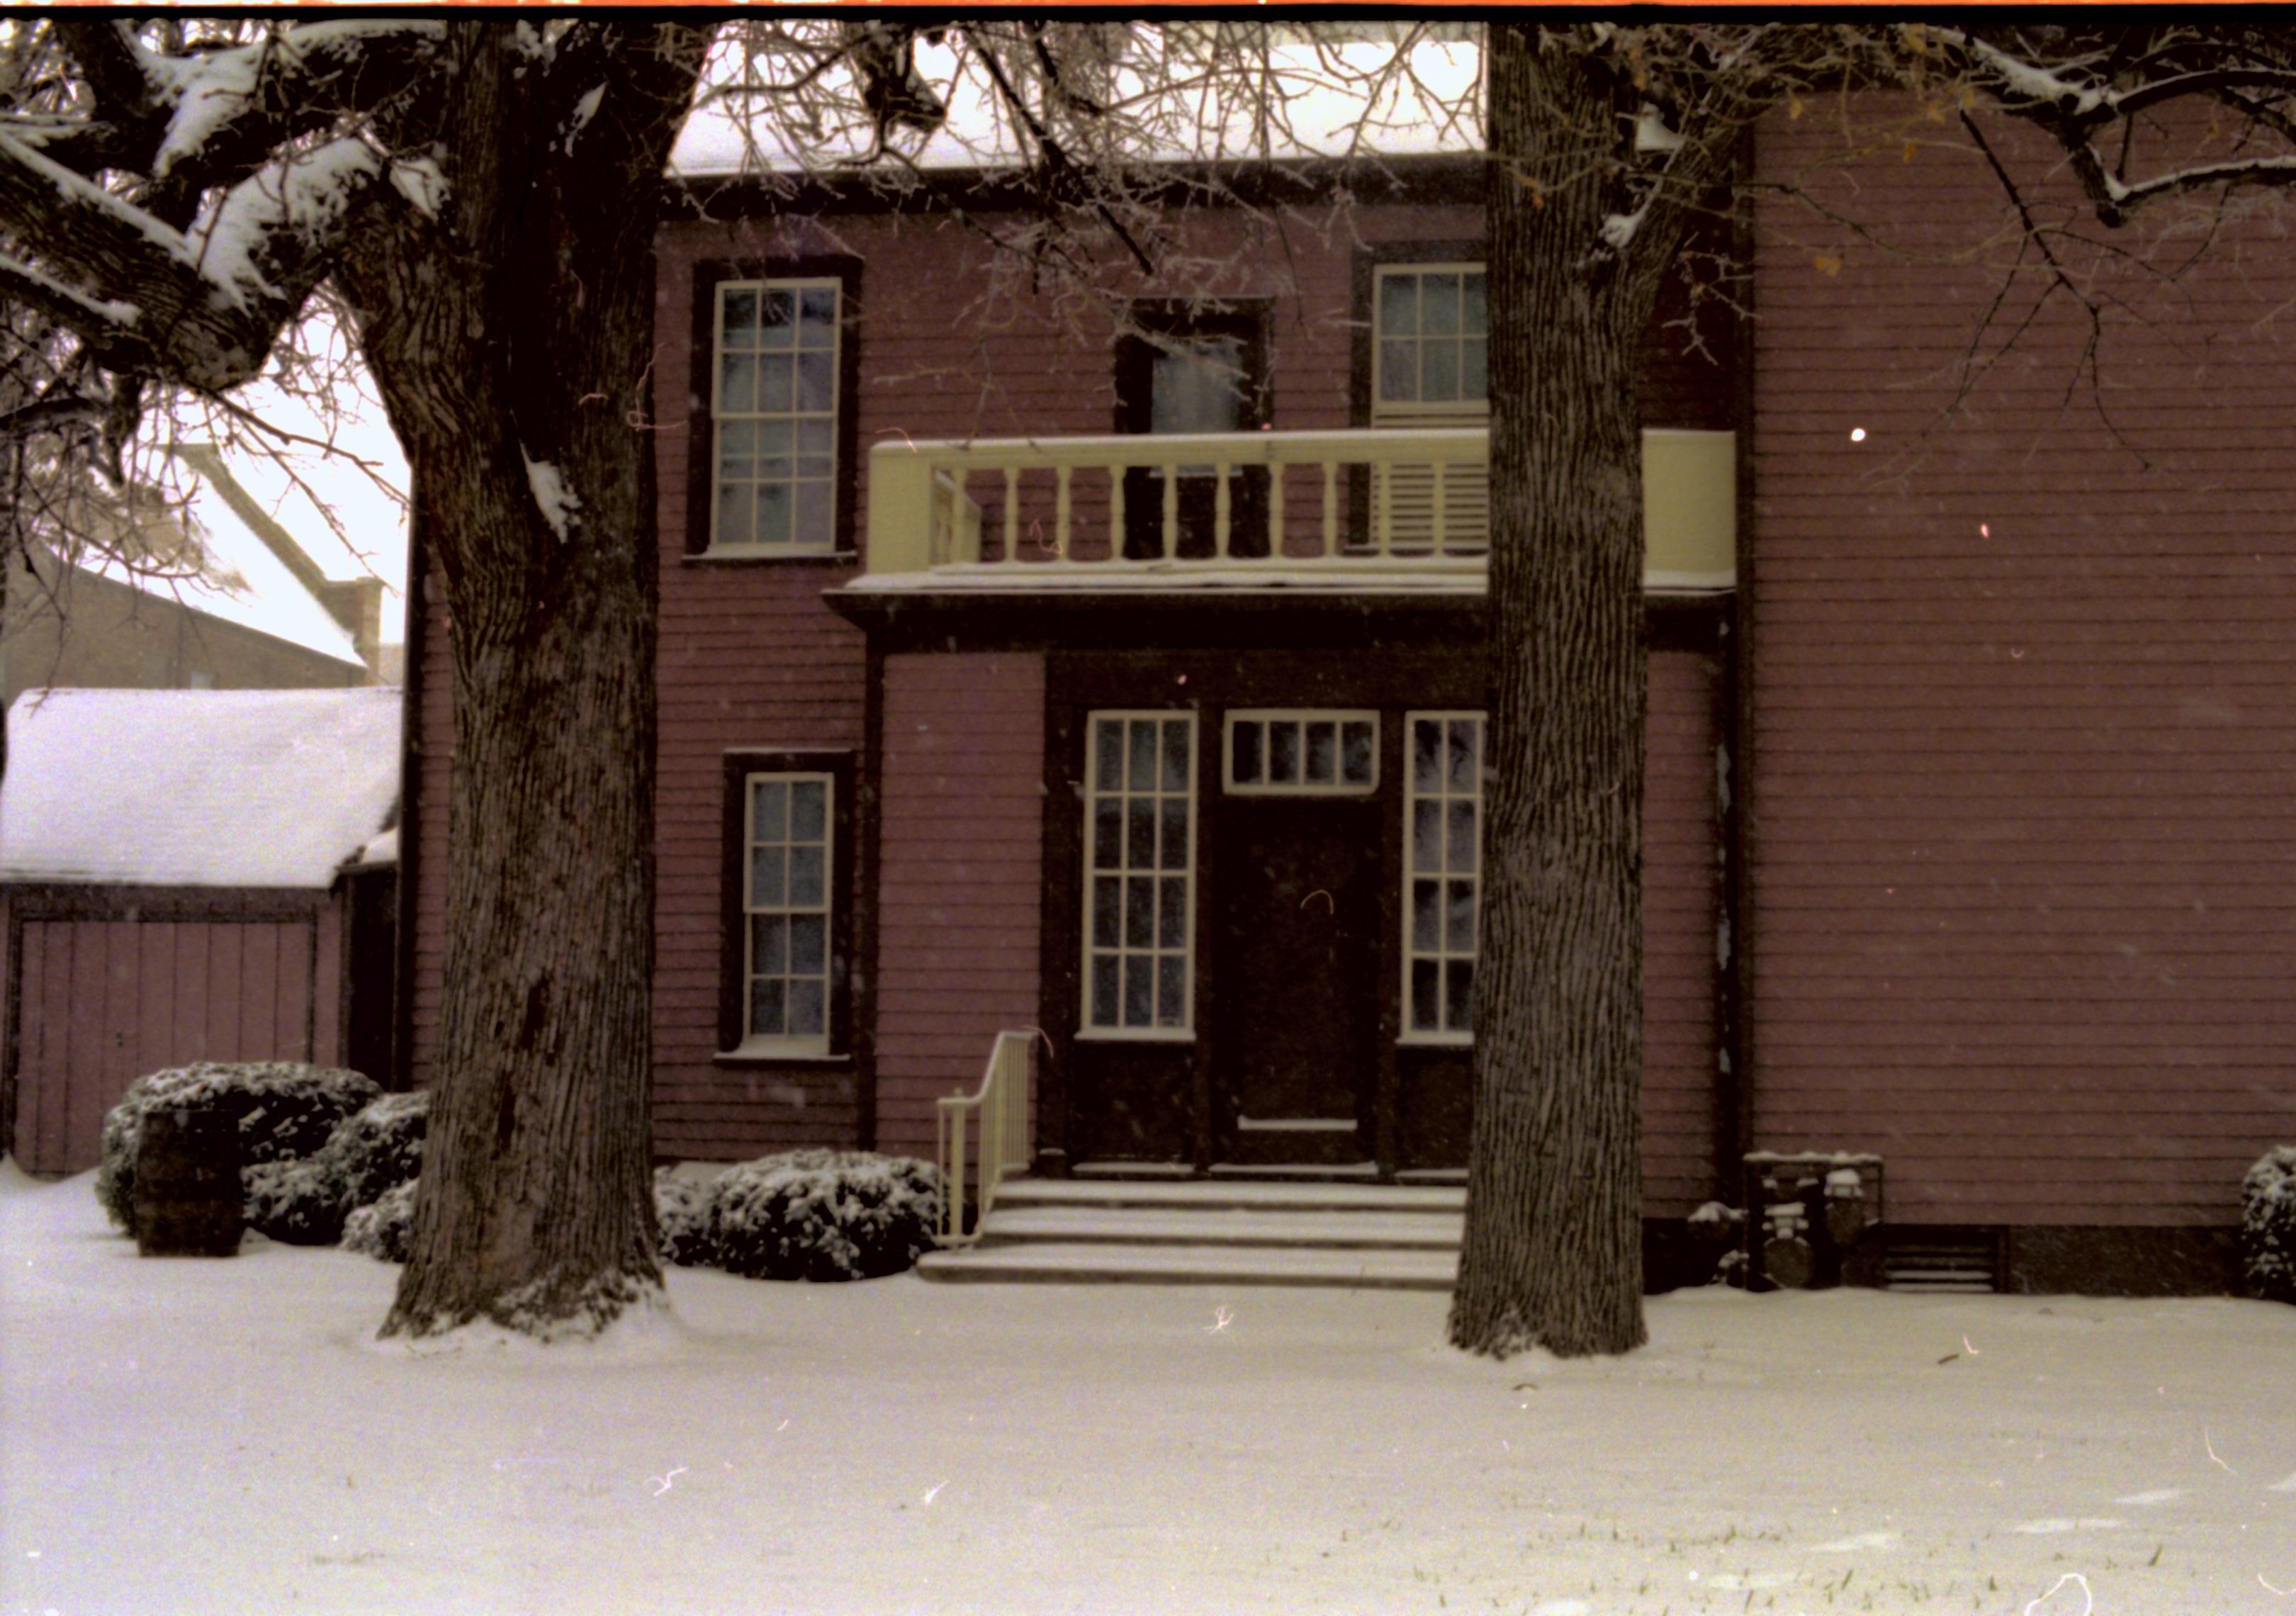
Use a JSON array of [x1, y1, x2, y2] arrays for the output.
[[1084, 713, 1195, 1035], [1225, 710, 1378, 795], [714, 280, 839, 551], [745, 773, 833, 1050], [1374, 266, 1489, 413], [1370, 264, 1489, 556], [1405, 713, 1483, 1040]]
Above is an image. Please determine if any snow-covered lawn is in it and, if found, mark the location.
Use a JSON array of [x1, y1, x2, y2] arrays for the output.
[[5, 1163, 2292, 1616]]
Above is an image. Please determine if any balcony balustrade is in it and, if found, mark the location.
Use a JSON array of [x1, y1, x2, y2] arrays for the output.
[[860, 426, 1734, 590]]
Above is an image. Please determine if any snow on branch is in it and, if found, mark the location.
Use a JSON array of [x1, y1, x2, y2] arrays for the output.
[[189, 138, 383, 313], [1926, 27, 2296, 225]]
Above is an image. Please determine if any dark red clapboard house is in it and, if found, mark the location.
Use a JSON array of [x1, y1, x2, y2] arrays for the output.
[[395, 114, 2296, 1295]]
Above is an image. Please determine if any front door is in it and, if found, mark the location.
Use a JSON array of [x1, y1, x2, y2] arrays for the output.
[[1212, 796, 1380, 1165]]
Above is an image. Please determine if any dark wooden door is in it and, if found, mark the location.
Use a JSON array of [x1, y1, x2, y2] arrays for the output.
[[1212, 797, 1380, 1165]]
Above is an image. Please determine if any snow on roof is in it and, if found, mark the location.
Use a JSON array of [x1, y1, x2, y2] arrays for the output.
[[672, 29, 1480, 179], [0, 687, 401, 889]]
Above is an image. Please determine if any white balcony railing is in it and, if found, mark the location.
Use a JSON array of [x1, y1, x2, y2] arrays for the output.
[[862, 427, 1736, 588]]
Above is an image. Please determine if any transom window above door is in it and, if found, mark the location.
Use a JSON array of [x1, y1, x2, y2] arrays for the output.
[[1225, 710, 1378, 795]]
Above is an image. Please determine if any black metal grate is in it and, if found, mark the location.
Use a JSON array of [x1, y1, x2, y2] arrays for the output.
[[1883, 1228, 2004, 1293]]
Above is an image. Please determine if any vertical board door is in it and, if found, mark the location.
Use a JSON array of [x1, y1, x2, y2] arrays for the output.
[[11, 916, 319, 1174]]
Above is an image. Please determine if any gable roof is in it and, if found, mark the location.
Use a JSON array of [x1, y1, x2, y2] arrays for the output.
[[0, 688, 401, 890]]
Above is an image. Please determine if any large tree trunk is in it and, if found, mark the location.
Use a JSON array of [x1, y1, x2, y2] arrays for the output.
[[1448, 28, 1689, 1359], [332, 22, 706, 1338]]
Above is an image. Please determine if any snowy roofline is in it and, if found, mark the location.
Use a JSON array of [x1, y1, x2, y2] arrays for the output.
[[669, 29, 1482, 181], [0, 687, 402, 890], [664, 148, 1484, 209]]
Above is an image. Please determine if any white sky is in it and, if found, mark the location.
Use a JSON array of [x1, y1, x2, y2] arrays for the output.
[[183, 349, 411, 654]]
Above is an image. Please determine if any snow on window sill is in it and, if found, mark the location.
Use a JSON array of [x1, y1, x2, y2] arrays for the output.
[[687, 546, 854, 566], [1074, 1026, 1195, 1044], [714, 1043, 846, 1065]]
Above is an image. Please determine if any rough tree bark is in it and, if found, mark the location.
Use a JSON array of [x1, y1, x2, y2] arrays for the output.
[[337, 23, 709, 1337], [1448, 26, 1728, 1359]]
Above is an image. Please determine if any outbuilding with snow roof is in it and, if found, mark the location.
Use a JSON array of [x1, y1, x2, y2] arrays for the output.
[[1, 687, 404, 1174]]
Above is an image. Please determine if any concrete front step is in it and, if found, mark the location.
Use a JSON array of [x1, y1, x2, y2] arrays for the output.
[[916, 1240, 1457, 1289], [918, 1177, 1465, 1289], [992, 1177, 1467, 1215], [978, 1204, 1465, 1249]]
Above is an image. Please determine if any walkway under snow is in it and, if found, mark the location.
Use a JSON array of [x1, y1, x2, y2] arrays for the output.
[[4, 1164, 2292, 1615]]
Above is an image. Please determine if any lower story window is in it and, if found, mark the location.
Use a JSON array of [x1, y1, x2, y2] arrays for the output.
[[746, 773, 832, 1047], [1084, 712, 1195, 1035], [1405, 712, 1482, 1040], [721, 751, 850, 1059]]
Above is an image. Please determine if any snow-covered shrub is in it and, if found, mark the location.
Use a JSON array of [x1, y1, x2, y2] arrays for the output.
[[705, 1150, 942, 1282], [2243, 1145, 2296, 1304], [343, 1180, 418, 1264], [244, 1092, 429, 1246], [653, 1169, 718, 1268], [96, 1062, 379, 1234]]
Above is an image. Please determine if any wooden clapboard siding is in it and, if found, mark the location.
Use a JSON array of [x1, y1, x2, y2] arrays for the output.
[[1642, 650, 1724, 1216], [648, 224, 868, 1163], [869, 653, 1047, 1162], [1745, 106, 2296, 1228]]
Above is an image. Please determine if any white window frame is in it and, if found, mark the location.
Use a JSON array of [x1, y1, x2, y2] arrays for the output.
[[1080, 711, 1198, 1041], [710, 277, 842, 556], [1222, 709, 1380, 796], [1371, 262, 1490, 422], [740, 770, 835, 1056], [1401, 711, 1484, 1046]]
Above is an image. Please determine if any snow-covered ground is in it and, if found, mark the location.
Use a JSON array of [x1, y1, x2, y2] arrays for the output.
[[4, 1163, 2292, 1616]]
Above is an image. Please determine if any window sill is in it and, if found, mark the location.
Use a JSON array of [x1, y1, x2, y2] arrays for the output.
[[1074, 1026, 1195, 1044], [685, 547, 857, 567], [1397, 1034, 1473, 1050], [713, 1046, 850, 1066]]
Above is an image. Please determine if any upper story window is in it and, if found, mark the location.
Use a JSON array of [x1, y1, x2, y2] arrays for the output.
[[1373, 265, 1489, 418], [1113, 303, 1272, 561], [1367, 262, 1489, 556], [712, 279, 840, 553]]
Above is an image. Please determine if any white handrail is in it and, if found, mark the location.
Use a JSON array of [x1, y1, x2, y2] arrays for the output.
[[935, 1029, 1036, 1247]]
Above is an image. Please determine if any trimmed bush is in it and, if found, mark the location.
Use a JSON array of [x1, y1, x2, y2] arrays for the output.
[[343, 1180, 418, 1264], [2244, 1145, 2296, 1304], [97, 1062, 379, 1235], [653, 1169, 718, 1268], [704, 1150, 942, 1282], [244, 1092, 429, 1247]]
